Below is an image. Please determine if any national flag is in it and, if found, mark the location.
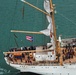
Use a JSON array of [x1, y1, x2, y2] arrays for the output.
[[26, 36, 33, 41]]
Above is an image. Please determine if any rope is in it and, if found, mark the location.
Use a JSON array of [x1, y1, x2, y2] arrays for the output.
[[57, 12, 76, 26], [57, 12, 76, 38]]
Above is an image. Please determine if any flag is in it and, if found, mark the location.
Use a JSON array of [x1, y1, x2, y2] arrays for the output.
[[26, 36, 33, 41]]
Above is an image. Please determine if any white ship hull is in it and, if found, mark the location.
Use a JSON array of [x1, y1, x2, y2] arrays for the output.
[[5, 58, 76, 75]]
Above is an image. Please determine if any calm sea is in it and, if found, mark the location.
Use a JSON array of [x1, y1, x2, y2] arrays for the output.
[[0, 0, 76, 75]]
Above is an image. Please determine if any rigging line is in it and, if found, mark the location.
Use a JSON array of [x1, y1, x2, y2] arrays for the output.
[[14, 33, 18, 38], [14, 37, 19, 47], [57, 12, 76, 26]]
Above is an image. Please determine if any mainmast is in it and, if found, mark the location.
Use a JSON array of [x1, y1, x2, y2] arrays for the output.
[[49, 0, 57, 52]]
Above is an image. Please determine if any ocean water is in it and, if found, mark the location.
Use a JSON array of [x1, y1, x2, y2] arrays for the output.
[[0, 0, 76, 75], [0, 67, 40, 75], [0, 67, 39, 75]]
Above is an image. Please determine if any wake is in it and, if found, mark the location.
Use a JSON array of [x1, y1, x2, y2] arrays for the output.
[[0, 67, 10, 74]]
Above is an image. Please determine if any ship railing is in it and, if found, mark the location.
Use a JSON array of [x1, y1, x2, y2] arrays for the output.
[[63, 62, 76, 65], [5, 57, 60, 66]]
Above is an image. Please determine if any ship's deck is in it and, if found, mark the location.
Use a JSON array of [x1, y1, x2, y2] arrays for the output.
[[4, 38, 76, 66], [4, 47, 76, 66]]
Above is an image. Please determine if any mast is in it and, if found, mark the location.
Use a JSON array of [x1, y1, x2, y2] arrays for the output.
[[49, 0, 57, 52], [50, 0, 63, 65]]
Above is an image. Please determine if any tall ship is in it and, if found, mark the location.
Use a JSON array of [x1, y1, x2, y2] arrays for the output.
[[3, 0, 76, 75]]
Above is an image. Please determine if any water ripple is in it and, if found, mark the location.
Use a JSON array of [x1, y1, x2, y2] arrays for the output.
[[0, 67, 10, 75]]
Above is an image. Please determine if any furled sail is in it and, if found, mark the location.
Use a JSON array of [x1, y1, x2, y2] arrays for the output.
[[40, 0, 53, 36], [44, 0, 51, 13], [46, 15, 52, 23], [40, 29, 50, 36], [40, 23, 52, 36], [40, 0, 56, 60]]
